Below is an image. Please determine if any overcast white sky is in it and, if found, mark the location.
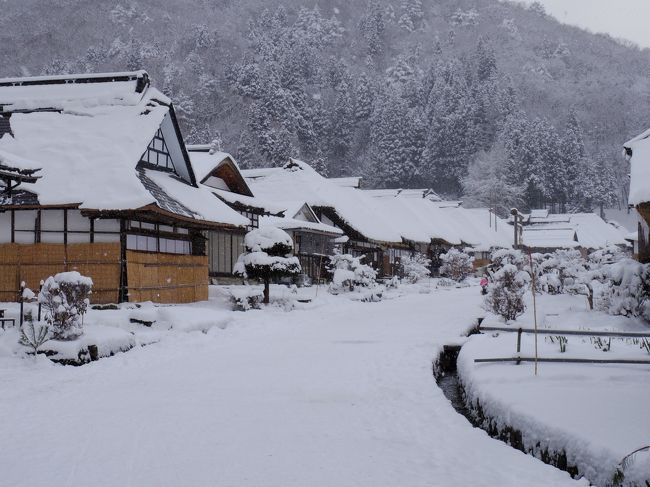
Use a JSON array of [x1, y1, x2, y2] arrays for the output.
[[517, 0, 650, 49]]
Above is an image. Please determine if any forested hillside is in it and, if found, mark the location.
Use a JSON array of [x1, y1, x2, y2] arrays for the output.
[[1, 0, 648, 211]]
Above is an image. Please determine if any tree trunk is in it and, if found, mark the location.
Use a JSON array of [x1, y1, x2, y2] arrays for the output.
[[263, 278, 270, 304]]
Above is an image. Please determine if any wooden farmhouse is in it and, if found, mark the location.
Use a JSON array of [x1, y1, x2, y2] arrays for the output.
[[243, 160, 412, 277], [624, 130, 650, 263], [186, 146, 284, 278], [244, 160, 513, 276], [0, 71, 248, 304], [514, 209, 629, 255], [363, 190, 513, 271], [258, 201, 344, 281]]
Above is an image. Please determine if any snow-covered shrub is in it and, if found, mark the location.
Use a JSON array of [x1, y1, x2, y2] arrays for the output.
[[230, 287, 264, 311], [588, 245, 626, 267], [400, 253, 431, 283], [39, 272, 92, 341], [484, 264, 530, 322], [439, 248, 474, 282], [596, 259, 650, 321], [535, 250, 586, 295], [233, 227, 301, 304], [490, 248, 526, 272], [327, 252, 379, 294]]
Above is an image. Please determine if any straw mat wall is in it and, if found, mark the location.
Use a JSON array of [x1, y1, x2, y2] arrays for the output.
[[126, 251, 208, 303], [0, 243, 120, 303]]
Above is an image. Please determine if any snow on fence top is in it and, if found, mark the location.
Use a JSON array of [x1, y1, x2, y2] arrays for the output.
[[0, 71, 248, 228], [624, 128, 650, 206]]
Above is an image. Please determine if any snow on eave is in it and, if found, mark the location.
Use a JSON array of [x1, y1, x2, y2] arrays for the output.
[[0, 70, 149, 86], [210, 188, 286, 216], [329, 176, 362, 189], [259, 215, 343, 236]]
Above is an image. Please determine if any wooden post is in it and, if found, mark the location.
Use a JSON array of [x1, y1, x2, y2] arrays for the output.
[[37, 280, 43, 321], [19, 281, 24, 327], [510, 208, 519, 248], [516, 327, 522, 365]]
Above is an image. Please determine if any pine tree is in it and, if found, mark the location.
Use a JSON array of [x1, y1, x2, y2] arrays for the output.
[[475, 37, 497, 82], [354, 73, 374, 122], [359, 1, 385, 68]]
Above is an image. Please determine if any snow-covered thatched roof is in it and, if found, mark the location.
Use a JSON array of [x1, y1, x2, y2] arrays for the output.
[[520, 211, 629, 250], [243, 160, 404, 244], [187, 146, 284, 215], [0, 71, 247, 228], [244, 159, 513, 249], [624, 129, 650, 206], [367, 194, 513, 251]]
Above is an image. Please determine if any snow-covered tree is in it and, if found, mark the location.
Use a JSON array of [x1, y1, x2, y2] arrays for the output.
[[490, 248, 527, 273], [439, 248, 474, 282], [401, 253, 431, 283], [328, 252, 378, 293], [233, 227, 302, 304], [461, 142, 525, 216], [39, 272, 93, 341], [484, 264, 529, 321], [596, 259, 650, 322]]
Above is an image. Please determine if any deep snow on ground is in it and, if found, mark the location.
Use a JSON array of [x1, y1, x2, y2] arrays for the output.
[[0, 284, 583, 487], [460, 292, 650, 485]]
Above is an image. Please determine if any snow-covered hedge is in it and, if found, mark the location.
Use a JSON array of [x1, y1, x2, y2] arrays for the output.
[[39, 271, 93, 341], [439, 248, 474, 282], [400, 253, 431, 283]]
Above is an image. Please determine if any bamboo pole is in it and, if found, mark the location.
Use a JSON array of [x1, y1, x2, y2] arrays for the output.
[[528, 250, 539, 376]]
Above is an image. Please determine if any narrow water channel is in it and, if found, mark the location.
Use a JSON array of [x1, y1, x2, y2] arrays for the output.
[[434, 343, 591, 485]]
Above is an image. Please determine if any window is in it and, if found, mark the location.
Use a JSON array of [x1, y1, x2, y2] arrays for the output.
[[237, 210, 259, 229], [127, 234, 191, 255]]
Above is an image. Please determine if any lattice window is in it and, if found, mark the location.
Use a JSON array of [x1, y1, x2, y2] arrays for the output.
[[139, 129, 177, 174]]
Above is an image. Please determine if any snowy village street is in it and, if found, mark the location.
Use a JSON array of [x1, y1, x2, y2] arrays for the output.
[[0, 285, 581, 487]]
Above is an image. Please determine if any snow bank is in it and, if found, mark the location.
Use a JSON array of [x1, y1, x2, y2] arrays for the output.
[[40, 325, 135, 364]]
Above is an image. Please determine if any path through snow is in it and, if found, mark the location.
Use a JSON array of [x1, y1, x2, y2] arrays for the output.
[[0, 286, 582, 486]]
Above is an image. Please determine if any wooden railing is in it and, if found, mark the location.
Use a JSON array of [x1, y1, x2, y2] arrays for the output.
[[475, 325, 650, 365]]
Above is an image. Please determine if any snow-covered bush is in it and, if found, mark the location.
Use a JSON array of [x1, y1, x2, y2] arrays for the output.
[[327, 252, 379, 294], [596, 259, 650, 322], [534, 250, 586, 295], [439, 248, 474, 282], [233, 227, 301, 304], [230, 287, 264, 311], [39, 272, 92, 341], [484, 264, 530, 322], [490, 248, 526, 272], [588, 245, 626, 267], [400, 253, 431, 283]]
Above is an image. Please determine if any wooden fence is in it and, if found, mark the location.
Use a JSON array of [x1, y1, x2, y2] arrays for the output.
[[476, 325, 650, 366], [0, 243, 121, 303], [126, 251, 208, 303]]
